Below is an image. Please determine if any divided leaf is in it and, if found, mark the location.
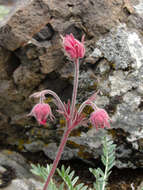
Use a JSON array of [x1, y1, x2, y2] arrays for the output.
[[57, 165, 88, 190], [89, 136, 116, 190]]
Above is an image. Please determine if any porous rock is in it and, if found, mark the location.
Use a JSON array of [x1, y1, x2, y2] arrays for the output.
[[0, 0, 143, 169], [0, 0, 51, 51]]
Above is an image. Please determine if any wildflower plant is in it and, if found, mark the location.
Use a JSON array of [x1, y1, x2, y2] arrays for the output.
[[31, 136, 116, 190], [28, 33, 111, 190]]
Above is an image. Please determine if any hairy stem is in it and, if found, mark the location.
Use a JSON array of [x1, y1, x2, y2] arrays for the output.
[[70, 59, 79, 121], [30, 90, 66, 114], [78, 100, 98, 115], [43, 127, 71, 190]]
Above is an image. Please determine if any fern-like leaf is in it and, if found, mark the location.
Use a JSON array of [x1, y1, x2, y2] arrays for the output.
[[57, 165, 88, 190], [31, 164, 59, 190], [89, 136, 116, 190]]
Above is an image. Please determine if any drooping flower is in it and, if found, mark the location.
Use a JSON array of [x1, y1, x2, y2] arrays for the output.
[[28, 103, 54, 125], [90, 109, 110, 129], [62, 33, 85, 59]]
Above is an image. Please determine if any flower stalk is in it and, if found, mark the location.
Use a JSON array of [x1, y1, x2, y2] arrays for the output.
[[43, 58, 79, 190], [43, 127, 71, 190], [28, 33, 111, 190], [70, 58, 79, 121]]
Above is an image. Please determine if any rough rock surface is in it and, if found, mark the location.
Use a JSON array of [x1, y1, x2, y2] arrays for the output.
[[0, 0, 142, 170], [0, 0, 51, 50], [0, 150, 42, 190]]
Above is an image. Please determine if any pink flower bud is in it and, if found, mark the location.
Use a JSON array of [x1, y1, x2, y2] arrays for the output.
[[28, 103, 54, 125], [90, 109, 110, 129], [62, 33, 85, 59]]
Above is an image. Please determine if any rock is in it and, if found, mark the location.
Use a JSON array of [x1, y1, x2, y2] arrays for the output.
[[123, 92, 141, 111], [78, 23, 143, 168], [0, 166, 7, 173], [2, 178, 42, 190], [13, 65, 42, 88], [0, 150, 43, 190], [0, 0, 51, 51], [96, 24, 143, 70], [96, 59, 110, 74], [0, 150, 32, 178], [48, 0, 128, 39], [0, 0, 143, 170], [43, 143, 76, 160], [134, 0, 143, 15], [0, 47, 12, 80], [94, 95, 109, 108], [77, 70, 98, 102], [109, 70, 135, 97], [24, 140, 45, 153], [89, 48, 103, 63]]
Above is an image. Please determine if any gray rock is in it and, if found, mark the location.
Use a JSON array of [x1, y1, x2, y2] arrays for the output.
[[0, 166, 6, 173], [134, 0, 143, 15], [94, 95, 109, 108], [112, 103, 143, 131], [122, 92, 141, 111], [43, 143, 76, 160], [1, 178, 42, 190], [0, 150, 43, 190], [0, 150, 32, 178], [24, 141, 45, 153], [109, 71, 134, 97], [96, 24, 143, 70], [96, 59, 110, 74]]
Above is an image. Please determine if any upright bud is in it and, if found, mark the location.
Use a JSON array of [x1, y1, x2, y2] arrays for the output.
[[90, 109, 110, 130], [62, 33, 85, 59], [28, 103, 54, 125]]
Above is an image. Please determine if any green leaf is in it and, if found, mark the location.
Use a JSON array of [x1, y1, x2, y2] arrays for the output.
[[57, 165, 87, 190], [108, 162, 115, 171], [108, 152, 115, 160], [75, 183, 84, 190], [71, 176, 79, 186], [106, 171, 112, 178], [90, 136, 116, 190], [101, 155, 106, 166], [31, 163, 59, 190], [97, 168, 105, 177], [89, 168, 100, 178], [58, 183, 64, 190], [109, 155, 115, 162], [69, 170, 75, 181], [80, 185, 88, 190]]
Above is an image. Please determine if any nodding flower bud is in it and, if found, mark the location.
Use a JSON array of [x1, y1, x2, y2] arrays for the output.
[[62, 33, 85, 59], [28, 103, 54, 125], [90, 109, 110, 130]]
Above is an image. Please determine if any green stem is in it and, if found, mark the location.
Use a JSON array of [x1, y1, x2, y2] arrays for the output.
[[102, 147, 108, 190]]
